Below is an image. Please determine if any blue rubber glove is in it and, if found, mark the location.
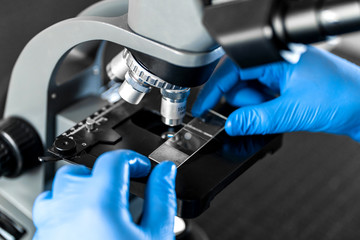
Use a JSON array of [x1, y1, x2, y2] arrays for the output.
[[192, 46, 360, 142], [33, 150, 177, 240]]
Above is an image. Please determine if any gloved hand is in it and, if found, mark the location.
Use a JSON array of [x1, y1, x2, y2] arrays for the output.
[[192, 46, 360, 142], [33, 150, 177, 240]]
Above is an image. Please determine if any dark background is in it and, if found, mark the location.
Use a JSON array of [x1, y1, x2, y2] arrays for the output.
[[1, 1, 360, 239], [0, 0, 98, 116]]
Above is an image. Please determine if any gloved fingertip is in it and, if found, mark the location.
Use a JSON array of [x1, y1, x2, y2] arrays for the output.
[[93, 150, 151, 184], [152, 161, 177, 186], [349, 132, 360, 143], [34, 191, 52, 203], [191, 109, 201, 118], [157, 161, 177, 177], [191, 102, 203, 117], [128, 151, 151, 178], [225, 118, 237, 136], [56, 164, 91, 177]]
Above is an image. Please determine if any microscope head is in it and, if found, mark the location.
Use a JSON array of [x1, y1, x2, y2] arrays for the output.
[[106, 0, 223, 126], [106, 48, 219, 127]]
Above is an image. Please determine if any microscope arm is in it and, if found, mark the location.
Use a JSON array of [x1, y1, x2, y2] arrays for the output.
[[4, 3, 221, 147]]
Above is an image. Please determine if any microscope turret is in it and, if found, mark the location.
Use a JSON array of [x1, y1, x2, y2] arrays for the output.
[[106, 0, 222, 126]]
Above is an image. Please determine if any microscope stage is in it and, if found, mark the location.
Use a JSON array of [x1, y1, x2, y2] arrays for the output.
[[46, 92, 282, 218]]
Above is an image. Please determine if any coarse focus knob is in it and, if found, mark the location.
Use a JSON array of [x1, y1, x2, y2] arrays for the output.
[[0, 117, 43, 178], [0, 139, 15, 177]]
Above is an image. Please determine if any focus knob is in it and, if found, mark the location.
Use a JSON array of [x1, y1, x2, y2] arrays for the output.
[[0, 117, 43, 177]]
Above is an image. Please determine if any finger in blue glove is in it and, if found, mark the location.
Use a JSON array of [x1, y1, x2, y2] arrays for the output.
[[33, 150, 177, 240], [193, 46, 360, 142]]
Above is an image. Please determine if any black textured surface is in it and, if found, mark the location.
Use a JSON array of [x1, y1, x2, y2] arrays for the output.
[[0, 139, 13, 177], [131, 50, 219, 87], [194, 132, 360, 240], [0, 117, 43, 177]]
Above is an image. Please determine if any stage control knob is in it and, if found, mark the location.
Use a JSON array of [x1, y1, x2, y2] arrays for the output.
[[0, 117, 43, 177]]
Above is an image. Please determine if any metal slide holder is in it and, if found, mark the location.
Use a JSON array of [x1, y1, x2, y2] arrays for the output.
[[149, 110, 226, 167]]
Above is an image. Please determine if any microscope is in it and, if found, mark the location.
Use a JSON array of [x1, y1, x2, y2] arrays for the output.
[[0, 0, 359, 239]]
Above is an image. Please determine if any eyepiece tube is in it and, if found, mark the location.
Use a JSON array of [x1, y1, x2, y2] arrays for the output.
[[118, 72, 151, 105], [320, 0, 360, 36], [284, 0, 360, 43], [106, 49, 129, 82]]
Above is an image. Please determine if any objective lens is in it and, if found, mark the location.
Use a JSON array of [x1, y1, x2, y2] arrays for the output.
[[160, 89, 190, 126], [118, 72, 151, 105], [106, 49, 129, 82]]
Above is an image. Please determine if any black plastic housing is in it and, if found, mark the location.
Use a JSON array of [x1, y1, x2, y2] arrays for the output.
[[131, 50, 219, 88], [203, 0, 360, 68]]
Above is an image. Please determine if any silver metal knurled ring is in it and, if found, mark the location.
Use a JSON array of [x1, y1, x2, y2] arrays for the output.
[[122, 49, 187, 90]]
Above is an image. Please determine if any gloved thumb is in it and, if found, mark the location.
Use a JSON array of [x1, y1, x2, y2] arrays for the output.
[[225, 95, 304, 136], [141, 162, 177, 238]]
